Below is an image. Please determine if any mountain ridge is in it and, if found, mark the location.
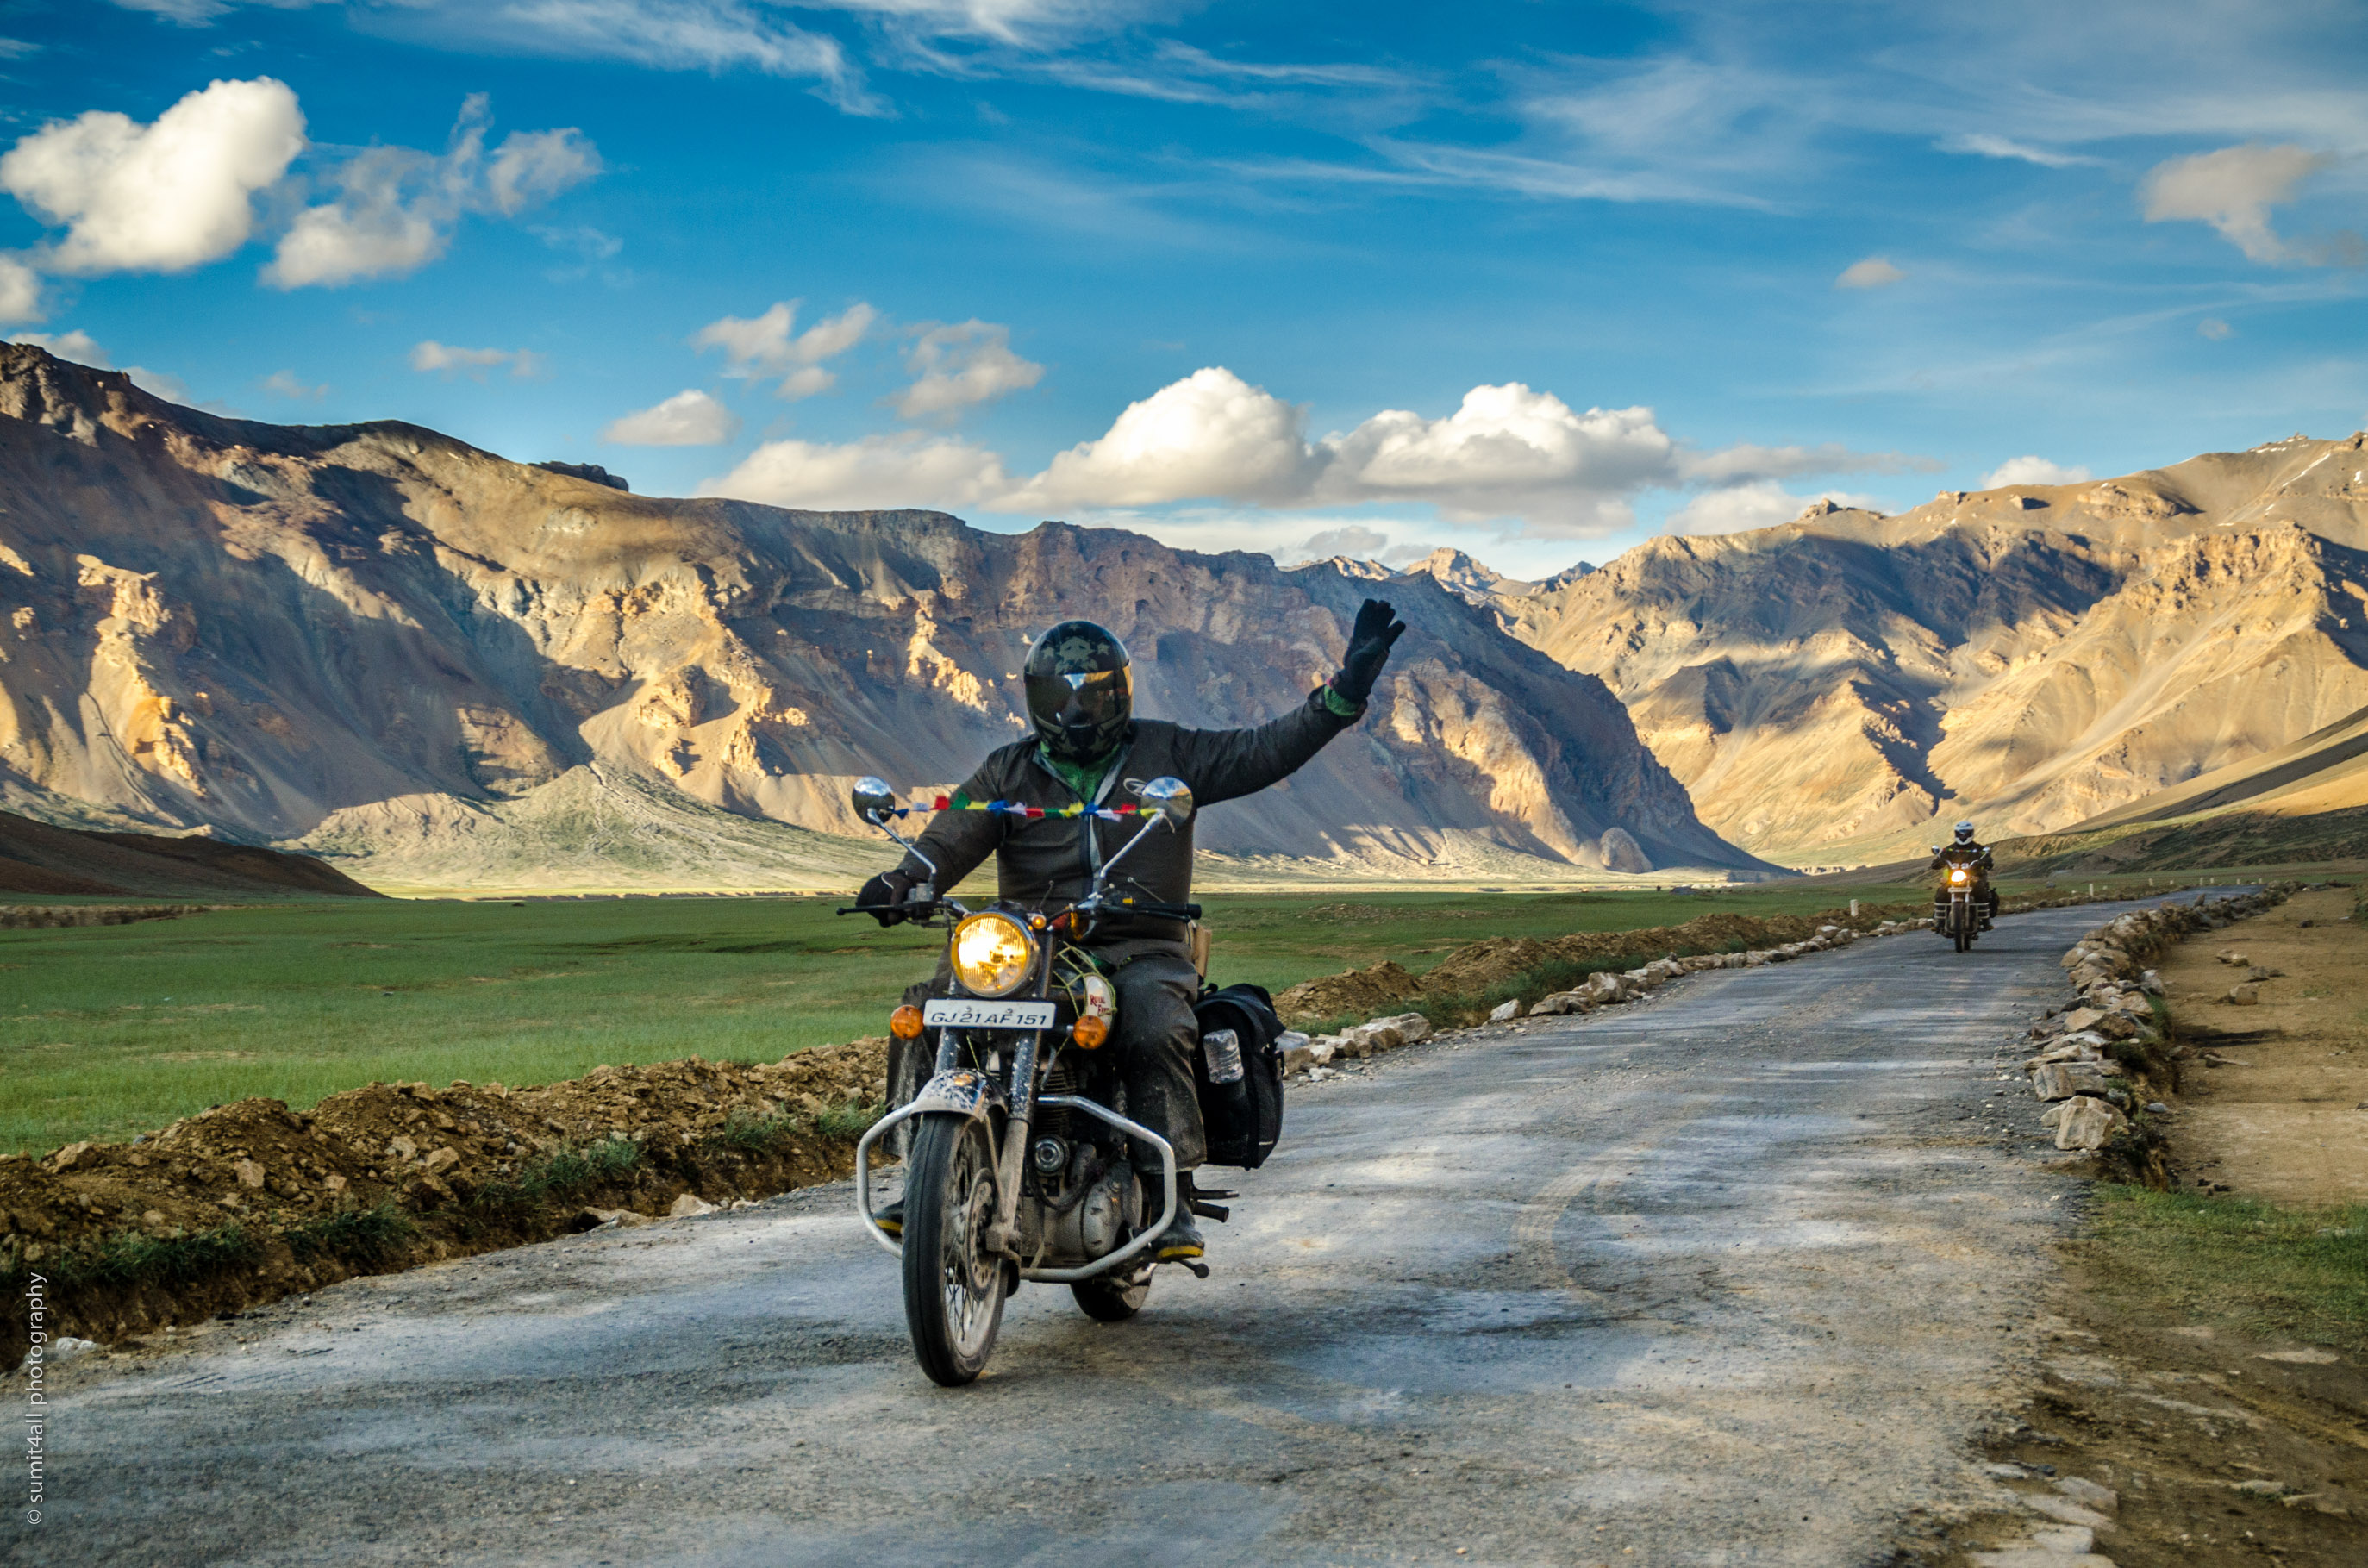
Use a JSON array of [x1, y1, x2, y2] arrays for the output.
[[0, 345, 1764, 888]]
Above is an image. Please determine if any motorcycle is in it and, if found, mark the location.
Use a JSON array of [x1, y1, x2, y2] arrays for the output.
[[837, 772, 1221, 1386], [1931, 847, 1980, 952]]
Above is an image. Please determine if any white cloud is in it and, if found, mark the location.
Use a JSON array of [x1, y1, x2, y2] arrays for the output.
[[1317, 383, 1676, 528], [894, 320, 1043, 417], [2198, 317, 2234, 340], [356, 1, 881, 116], [409, 340, 542, 378], [127, 365, 191, 403], [1981, 455, 2090, 488], [0, 257, 40, 324], [0, 78, 304, 276], [1676, 441, 1935, 485], [266, 96, 599, 289], [1289, 523, 1391, 562], [692, 300, 876, 397], [262, 369, 325, 398], [1006, 366, 1318, 510], [1835, 256, 1904, 289], [699, 431, 1011, 511], [602, 388, 740, 446], [1661, 482, 1884, 536], [9, 328, 109, 366], [1937, 133, 2095, 168], [703, 365, 1924, 540], [2140, 142, 2351, 265]]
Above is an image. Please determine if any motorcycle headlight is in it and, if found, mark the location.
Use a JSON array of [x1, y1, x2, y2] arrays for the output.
[[950, 911, 1035, 997], [1950, 869, 1969, 884]]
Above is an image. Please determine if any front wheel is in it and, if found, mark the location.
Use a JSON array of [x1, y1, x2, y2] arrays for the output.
[[1071, 1267, 1153, 1322], [1953, 919, 1972, 952], [901, 1114, 1008, 1386]]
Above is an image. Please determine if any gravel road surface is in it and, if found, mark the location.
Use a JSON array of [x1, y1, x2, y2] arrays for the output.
[[54, 903, 2152, 1565]]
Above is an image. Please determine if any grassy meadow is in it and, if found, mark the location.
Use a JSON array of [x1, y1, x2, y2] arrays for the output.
[[0, 867, 2234, 1156]]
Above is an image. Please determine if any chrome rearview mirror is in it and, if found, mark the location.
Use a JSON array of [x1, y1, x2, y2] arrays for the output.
[[853, 776, 899, 825], [1139, 776, 1194, 828]]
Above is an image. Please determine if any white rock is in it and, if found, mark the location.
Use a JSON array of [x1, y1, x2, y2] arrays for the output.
[[1527, 992, 1585, 1017], [2022, 1491, 2113, 1529], [1582, 972, 1628, 1003], [1375, 1012, 1431, 1042], [2052, 1096, 2127, 1152], [2054, 1477, 2118, 1515], [49, 1336, 98, 1364], [1487, 999, 1521, 1023], [666, 1192, 719, 1218], [2255, 1348, 2340, 1365]]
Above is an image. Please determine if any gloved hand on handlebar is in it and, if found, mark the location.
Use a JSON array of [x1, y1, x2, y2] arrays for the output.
[[1331, 597, 1407, 709], [858, 870, 919, 927]]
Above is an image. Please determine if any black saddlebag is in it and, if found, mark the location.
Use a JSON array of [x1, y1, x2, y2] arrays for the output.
[[1193, 983, 1286, 1170]]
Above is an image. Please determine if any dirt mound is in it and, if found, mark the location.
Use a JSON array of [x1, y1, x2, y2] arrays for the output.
[[1271, 903, 1930, 1022], [1271, 960, 1422, 1021], [0, 1037, 890, 1365], [0, 810, 381, 900], [1415, 937, 1563, 995]]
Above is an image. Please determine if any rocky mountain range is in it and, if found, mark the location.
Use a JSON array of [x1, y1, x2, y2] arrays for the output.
[[0, 345, 1753, 890], [1468, 443, 2368, 865]]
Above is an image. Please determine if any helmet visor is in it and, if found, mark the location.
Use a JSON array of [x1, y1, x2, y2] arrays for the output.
[[1026, 668, 1129, 731]]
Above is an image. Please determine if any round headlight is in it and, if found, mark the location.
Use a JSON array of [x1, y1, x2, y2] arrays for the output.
[[951, 912, 1036, 997], [1951, 869, 1969, 883]]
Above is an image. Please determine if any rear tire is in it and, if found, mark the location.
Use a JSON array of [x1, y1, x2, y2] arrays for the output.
[[1071, 1268, 1153, 1322], [901, 1114, 1007, 1387]]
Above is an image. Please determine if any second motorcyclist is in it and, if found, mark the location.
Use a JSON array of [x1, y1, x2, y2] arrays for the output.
[[856, 600, 1406, 1264], [1929, 820, 1999, 931]]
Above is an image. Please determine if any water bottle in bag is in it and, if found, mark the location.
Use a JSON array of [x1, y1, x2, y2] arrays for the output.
[[1201, 1027, 1244, 1084]]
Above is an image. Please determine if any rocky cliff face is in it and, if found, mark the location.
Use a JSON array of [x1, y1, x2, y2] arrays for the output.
[[0, 346, 1755, 882], [1487, 442, 2368, 863]]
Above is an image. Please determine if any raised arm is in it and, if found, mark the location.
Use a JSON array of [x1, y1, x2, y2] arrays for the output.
[[1172, 597, 1405, 806]]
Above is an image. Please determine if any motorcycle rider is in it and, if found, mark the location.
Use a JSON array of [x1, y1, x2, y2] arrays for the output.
[[857, 599, 1407, 1264], [1929, 820, 1998, 931]]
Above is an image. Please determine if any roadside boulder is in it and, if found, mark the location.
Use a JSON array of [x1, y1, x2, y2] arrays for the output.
[[2031, 1061, 2110, 1100], [2224, 984, 2260, 1006], [2050, 1096, 2127, 1151], [1528, 991, 1589, 1017], [1487, 999, 1521, 1023]]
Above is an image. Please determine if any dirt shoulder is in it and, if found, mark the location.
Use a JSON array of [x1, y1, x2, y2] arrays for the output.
[[2156, 886, 2368, 1203], [1944, 886, 2368, 1567], [1, 1039, 890, 1369]]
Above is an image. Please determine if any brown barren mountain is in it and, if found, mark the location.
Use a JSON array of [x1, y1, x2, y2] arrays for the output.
[[0, 346, 1758, 888], [1488, 440, 2368, 865]]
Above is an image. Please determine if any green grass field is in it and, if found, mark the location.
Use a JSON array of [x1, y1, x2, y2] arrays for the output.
[[0, 871, 2206, 1157], [2086, 1186, 2368, 1350]]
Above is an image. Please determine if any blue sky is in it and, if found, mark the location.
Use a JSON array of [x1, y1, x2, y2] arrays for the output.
[[3, 1, 2365, 577]]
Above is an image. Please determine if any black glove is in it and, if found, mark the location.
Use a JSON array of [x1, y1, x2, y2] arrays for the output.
[[1332, 598, 1406, 708], [859, 870, 917, 927]]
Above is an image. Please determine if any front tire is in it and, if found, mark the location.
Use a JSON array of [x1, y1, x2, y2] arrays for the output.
[[901, 1114, 1008, 1387], [1071, 1267, 1153, 1321]]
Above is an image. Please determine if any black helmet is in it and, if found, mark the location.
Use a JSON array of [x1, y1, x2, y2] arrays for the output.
[[1953, 821, 1977, 844], [1023, 620, 1133, 765]]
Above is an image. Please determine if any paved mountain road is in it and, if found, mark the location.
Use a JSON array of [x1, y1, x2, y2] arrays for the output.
[[59, 903, 2163, 1566]]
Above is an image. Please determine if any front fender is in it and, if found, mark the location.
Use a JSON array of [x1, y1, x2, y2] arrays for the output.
[[909, 1070, 1009, 1124]]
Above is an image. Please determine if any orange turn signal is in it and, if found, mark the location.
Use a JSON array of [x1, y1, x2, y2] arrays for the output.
[[890, 1004, 925, 1039], [1071, 1014, 1109, 1048]]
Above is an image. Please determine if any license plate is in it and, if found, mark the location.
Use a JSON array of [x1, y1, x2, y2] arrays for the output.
[[922, 998, 1058, 1030]]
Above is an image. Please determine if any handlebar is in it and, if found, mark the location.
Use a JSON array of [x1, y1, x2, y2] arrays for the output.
[[835, 902, 939, 918], [1109, 897, 1202, 921]]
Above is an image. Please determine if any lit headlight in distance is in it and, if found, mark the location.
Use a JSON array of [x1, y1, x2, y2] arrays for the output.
[[952, 912, 1035, 997], [1950, 869, 1969, 883]]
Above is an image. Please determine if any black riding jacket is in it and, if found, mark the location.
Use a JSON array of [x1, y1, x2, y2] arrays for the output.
[[1929, 841, 1995, 888], [895, 688, 1358, 943]]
